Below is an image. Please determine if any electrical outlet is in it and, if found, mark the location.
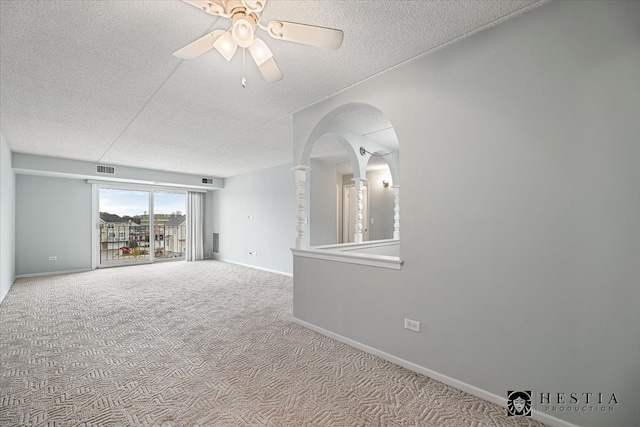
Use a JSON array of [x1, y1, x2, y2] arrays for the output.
[[404, 318, 420, 333], [249, 251, 257, 256], [49, 256, 57, 261]]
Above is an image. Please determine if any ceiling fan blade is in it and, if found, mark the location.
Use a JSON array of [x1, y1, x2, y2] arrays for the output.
[[248, 37, 282, 82], [182, 0, 226, 17], [241, 0, 266, 14], [258, 57, 283, 82], [265, 20, 343, 50], [173, 29, 225, 60]]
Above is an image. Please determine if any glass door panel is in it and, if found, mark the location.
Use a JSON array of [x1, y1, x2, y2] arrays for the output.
[[153, 191, 187, 261], [99, 189, 150, 266]]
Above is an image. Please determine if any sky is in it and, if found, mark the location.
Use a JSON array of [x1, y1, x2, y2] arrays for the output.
[[99, 189, 186, 217]]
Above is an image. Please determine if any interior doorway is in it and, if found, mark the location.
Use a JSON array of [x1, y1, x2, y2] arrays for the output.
[[342, 184, 368, 243]]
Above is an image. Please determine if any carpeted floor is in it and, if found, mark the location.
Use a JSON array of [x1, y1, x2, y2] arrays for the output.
[[0, 260, 545, 426]]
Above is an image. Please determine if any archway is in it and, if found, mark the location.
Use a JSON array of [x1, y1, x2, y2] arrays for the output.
[[294, 103, 399, 248]]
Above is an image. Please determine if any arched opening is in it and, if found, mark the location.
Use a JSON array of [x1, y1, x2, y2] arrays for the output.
[[308, 133, 356, 246], [295, 102, 399, 250]]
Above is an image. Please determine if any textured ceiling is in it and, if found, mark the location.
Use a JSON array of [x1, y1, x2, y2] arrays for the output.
[[310, 104, 398, 171], [0, 0, 544, 178]]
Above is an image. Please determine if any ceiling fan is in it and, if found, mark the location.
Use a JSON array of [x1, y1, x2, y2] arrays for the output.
[[174, 0, 344, 84]]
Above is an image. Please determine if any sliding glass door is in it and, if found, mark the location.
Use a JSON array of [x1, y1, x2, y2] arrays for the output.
[[99, 188, 150, 266], [98, 187, 186, 267], [153, 191, 187, 261]]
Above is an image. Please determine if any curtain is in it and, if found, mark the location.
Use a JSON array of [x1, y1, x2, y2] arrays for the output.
[[186, 191, 204, 261]]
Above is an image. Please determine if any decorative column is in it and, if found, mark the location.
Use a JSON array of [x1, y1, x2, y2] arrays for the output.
[[293, 166, 310, 249], [393, 185, 400, 240], [354, 178, 366, 243]]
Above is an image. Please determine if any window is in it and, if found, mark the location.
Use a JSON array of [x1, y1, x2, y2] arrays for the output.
[[98, 187, 186, 266]]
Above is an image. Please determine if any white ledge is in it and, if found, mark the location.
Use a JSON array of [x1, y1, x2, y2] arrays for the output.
[[292, 240, 402, 270], [312, 239, 398, 251]]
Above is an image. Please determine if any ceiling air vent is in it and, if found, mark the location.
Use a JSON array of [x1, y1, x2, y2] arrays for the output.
[[96, 165, 115, 175], [202, 178, 214, 184]]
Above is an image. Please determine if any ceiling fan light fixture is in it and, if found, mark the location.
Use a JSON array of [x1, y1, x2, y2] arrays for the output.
[[248, 37, 273, 66], [178, 0, 344, 84], [213, 31, 238, 61], [232, 16, 255, 48]]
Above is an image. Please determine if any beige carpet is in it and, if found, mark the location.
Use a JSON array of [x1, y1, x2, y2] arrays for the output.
[[0, 260, 545, 426]]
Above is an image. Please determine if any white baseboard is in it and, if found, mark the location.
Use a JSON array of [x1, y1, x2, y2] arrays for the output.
[[291, 317, 580, 427], [213, 256, 293, 277], [0, 277, 14, 304], [16, 268, 91, 279]]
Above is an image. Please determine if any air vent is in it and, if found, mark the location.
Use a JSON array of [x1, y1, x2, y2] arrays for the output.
[[212, 233, 219, 254], [202, 178, 213, 184], [96, 165, 115, 175]]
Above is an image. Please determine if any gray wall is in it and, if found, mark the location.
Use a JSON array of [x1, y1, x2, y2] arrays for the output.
[[212, 163, 296, 275], [11, 154, 220, 271], [0, 134, 16, 302], [16, 175, 92, 276], [12, 168, 217, 276], [309, 158, 337, 246], [293, 2, 640, 427]]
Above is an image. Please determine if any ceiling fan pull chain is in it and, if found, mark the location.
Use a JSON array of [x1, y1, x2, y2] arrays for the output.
[[241, 48, 247, 88]]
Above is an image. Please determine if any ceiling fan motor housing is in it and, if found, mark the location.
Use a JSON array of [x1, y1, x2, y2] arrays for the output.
[[225, 0, 263, 15]]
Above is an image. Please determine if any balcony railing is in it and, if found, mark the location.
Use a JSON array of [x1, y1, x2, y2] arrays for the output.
[[99, 223, 186, 265]]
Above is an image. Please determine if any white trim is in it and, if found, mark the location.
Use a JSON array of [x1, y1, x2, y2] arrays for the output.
[[149, 191, 155, 263], [16, 269, 92, 279], [91, 184, 99, 270], [291, 317, 580, 427], [213, 256, 293, 277], [314, 239, 398, 251], [97, 261, 153, 269], [87, 180, 206, 193], [292, 240, 402, 270]]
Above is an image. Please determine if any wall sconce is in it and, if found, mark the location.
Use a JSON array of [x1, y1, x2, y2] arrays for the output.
[[381, 174, 391, 188]]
